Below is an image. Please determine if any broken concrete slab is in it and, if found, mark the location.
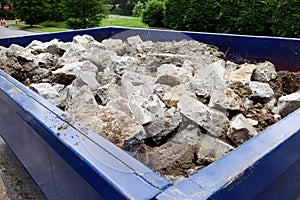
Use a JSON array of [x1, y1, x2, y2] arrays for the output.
[[277, 92, 300, 117], [191, 60, 226, 98], [156, 64, 193, 86], [227, 114, 258, 146], [170, 115, 204, 146], [73, 72, 99, 91], [122, 70, 156, 86], [83, 47, 117, 71], [227, 63, 258, 82], [248, 81, 274, 102], [65, 85, 97, 114], [178, 95, 229, 137], [252, 61, 277, 82], [29, 83, 62, 106], [72, 104, 146, 152], [196, 134, 234, 165], [162, 84, 197, 107], [209, 87, 244, 111]]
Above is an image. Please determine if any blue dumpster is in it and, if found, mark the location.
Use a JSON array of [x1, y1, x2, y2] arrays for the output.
[[0, 27, 300, 200]]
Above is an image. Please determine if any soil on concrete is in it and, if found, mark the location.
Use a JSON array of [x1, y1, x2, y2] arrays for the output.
[[269, 71, 300, 99]]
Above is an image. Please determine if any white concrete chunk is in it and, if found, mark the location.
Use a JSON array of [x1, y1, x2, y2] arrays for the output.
[[196, 134, 234, 164], [156, 64, 193, 86], [252, 61, 277, 82], [29, 83, 62, 106], [178, 95, 229, 137], [227, 114, 258, 146], [191, 60, 226, 97], [249, 81, 274, 101], [277, 92, 300, 117], [227, 63, 258, 82]]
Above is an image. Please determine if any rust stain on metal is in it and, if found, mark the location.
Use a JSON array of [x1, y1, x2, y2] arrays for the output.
[[8, 88, 21, 93]]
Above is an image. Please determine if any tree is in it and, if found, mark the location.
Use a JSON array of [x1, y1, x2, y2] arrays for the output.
[[142, 0, 164, 27], [47, 0, 64, 21], [61, 0, 106, 29], [132, 0, 144, 17], [14, 0, 50, 27]]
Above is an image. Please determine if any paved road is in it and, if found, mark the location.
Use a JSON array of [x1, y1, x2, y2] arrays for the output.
[[0, 26, 37, 38], [0, 27, 45, 200]]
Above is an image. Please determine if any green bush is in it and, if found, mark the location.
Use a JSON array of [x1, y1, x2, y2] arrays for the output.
[[132, 1, 145, 17], [142, 0, 164, 27], [164, 0, 300, 38], [164, 0, 189, 30], [271, 0, 300, 38]]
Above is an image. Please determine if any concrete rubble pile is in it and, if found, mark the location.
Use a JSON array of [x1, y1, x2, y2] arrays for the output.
[[1, 35, 300, 184]]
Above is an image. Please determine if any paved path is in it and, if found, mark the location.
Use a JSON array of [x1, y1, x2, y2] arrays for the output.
[[0, 27, 45, 199], [0, 26, 37, 38]]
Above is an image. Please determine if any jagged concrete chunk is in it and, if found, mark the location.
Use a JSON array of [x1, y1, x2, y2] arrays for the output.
[[122, 70, 156, 86], [56, 43, 86, 66], [84, 48, 117, 71], [73, 72, 99, 91], [144, 107, 181, 145], [227, 63, 258, 82], [277, 92, 300, 117], [170, 115, 204, 145], [162, 84, 197, 107], [225, 61, 240, 72], [72, 34, 103, 49], [156, 64, 193, 86], [66, 85, 97, 114], [178, 95, 229, 137], [209, 87, 244, 111], [252, 61, 277, 82], [127, 35, 143, 46], [30, 83, 62, 106], [196, 134, 234, 164], [102, 38, 130, 56], [249, 81, 274, 102], [27, 39, 67, 55], [227, 114, 258, 146], [136, 143, 195, 172], [191, 60, 226, 97], [73, 104, 146, 152]]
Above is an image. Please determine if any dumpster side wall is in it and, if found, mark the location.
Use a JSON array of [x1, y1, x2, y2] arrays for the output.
[[1, 27, 300, 199]]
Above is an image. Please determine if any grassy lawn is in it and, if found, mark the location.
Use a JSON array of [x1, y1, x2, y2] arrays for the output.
[[9, 17, 148, 33], [9, 23, 70, 33], [100, 16, 148, 28]]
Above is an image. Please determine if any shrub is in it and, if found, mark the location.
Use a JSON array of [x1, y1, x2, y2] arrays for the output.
[[164, 0, 300, 38], [132, 1, 145, 17], [270, 0, 300, 38], [142, 0, 165, 27], [164, 0, 189, 30]]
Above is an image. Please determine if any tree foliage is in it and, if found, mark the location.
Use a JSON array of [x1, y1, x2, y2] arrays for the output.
[[60, 0, 106, 29], [164, 0, 300, 38], [132, 1, 145, 17], [14, 0, 51, 27], [142, 0, 164, 27]]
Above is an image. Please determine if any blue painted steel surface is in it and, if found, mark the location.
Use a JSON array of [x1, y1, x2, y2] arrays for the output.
[[0, 27, 300, 199]]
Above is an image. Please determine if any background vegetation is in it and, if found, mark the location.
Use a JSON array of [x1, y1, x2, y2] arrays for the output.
[[1, 0, 300, 38], [163, 0, 300, 38]]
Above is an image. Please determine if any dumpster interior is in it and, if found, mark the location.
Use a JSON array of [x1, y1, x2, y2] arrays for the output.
[[0, 32, 300, 186]]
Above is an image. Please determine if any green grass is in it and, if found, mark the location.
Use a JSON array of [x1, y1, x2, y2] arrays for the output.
[[100, 16, 148, 28], [9, 16, 148, 33], [9, 23, 70, 32]]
